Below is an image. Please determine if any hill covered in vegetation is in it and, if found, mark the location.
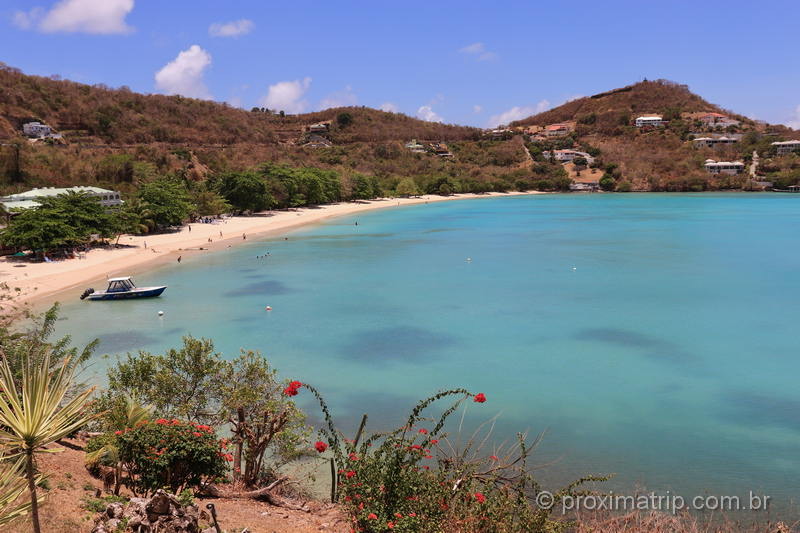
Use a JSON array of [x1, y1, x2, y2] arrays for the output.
[[0, 68, 798, 197], [511, 79, 800, 191]]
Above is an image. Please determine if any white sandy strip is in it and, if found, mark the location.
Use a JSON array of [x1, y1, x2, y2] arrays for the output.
[[0, 192, 543, 307]]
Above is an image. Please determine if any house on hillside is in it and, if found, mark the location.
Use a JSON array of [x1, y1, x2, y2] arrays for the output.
[[570, 174, 601, 191], [704, 159, 744, 175], [22, 121, 61, 139], [699, 113, 740, 129], [544, 123, 570, 137], [405, 139, 426, 153], [304, 122, 331, 134], [431, 143, 453, 158], [692, 136, 739, 149], [772, 140, 800, 155], [635, 115, 665, 128], [524, 125, 543, 136], [485, 128, 512, 140], [1, 186, 123, 211], [542, 149, 595, 165], [303, 134, 333, 148]]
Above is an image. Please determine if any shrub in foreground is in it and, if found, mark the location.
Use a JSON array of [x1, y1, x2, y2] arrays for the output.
[[288, 383, 606, 533], [116, 419, 229, 496]]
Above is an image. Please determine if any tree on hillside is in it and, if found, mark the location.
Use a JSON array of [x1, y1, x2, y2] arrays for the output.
[[215, 171, 272, 214], [336, 112, 353, 129], [572, 156, 588, 168], [395, 178, 420, 197], [137, 178, 193, 229], [599, 173, 616, 191]]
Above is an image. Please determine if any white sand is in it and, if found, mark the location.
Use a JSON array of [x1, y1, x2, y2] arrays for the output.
[[0, 192, 543, 308]]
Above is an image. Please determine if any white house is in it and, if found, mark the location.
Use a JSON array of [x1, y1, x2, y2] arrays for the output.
[[22, 121, 53, 138], [635, 115, 665, 128], [570, 174, 601, 191], [693, 136, 739, 148], [542, 149, 595, 165], [405, 139, 426, 153], [699, 113, 740, 129], [0, 186, 123, 210], [704, 159, 745, 175], [772, 140, 800, 155]]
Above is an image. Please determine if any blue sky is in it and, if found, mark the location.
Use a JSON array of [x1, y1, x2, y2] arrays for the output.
[[1, 0, 798, 128]]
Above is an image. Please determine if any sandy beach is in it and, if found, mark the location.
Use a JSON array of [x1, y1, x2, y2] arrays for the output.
[[0, 191, 542, 309]]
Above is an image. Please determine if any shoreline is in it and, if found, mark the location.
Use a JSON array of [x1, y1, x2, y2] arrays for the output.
[[1, 191, 543, 311]]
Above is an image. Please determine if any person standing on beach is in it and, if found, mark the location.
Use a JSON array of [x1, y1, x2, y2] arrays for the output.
[[219, 231, 223, 238], [243, 233, 247, 240], [177, 256, 182, 263], [188, 225, 191, 232], [144, 241, 147, 249]]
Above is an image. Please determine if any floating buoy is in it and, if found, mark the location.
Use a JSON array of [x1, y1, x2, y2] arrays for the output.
[[572, 267, 577, 271], [466, 257, 472, 262], [265, 306, 272, 311], [158, 310, 164, 316]]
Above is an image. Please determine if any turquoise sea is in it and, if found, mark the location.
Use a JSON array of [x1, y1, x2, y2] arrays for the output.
[[54, 193, 800, 514]]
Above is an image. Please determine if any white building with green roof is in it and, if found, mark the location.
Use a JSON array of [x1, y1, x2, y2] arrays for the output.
[[1, 186, 122, 210]]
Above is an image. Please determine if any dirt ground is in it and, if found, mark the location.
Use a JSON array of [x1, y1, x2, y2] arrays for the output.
[[9, 438, 349, 533]]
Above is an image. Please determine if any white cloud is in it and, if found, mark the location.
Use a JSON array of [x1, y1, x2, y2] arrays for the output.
[[379, 102, 399, 113], [319, 86, 358, 109], [16, 0, 135, 34], [209, 18, 254, 37], [486, 100, 550, 128], [417, 105, 443, 123], [459, 42, 497, 61], [473, 105, 483, 114], [787, 104, 800, 130], [12, 8, 44, 29], [260, 77, 312, 114], [154, 45, 212, 99]]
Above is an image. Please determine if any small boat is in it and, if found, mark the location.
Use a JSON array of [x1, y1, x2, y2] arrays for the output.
[[81, 276, 166, 301]]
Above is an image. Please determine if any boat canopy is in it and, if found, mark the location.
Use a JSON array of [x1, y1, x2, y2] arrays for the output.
[[108, 276, 132, 282]]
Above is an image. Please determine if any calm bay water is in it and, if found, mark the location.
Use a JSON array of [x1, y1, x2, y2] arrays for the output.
[[55, 193, 800, 514]]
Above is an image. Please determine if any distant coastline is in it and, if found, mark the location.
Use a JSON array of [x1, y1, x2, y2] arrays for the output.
[[2, 191, 543, 310]]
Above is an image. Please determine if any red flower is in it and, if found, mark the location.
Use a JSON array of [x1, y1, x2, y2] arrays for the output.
[[349, 452, 359, 461], [193, 432, 202, 437], [315, 441, 328, 453], [473, 393, 487, 403], [367, 513, 378, 520], [394, 513, 403, 518], [430, 439, 439, 445], [283, 386, 299, 396], [155, 418, 168, 425], [409, 512, 417, 517], [114, 430, 123, 435], [345, 470, 356, 478], [418, 428, 428, 434], [289, 380, 302, 389], [490, 455, 499, 461], [474, 492, 487, 503], [387, 521, 395, 529]]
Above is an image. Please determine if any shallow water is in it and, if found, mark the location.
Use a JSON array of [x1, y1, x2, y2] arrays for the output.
[[55, 193, 800, 515]]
